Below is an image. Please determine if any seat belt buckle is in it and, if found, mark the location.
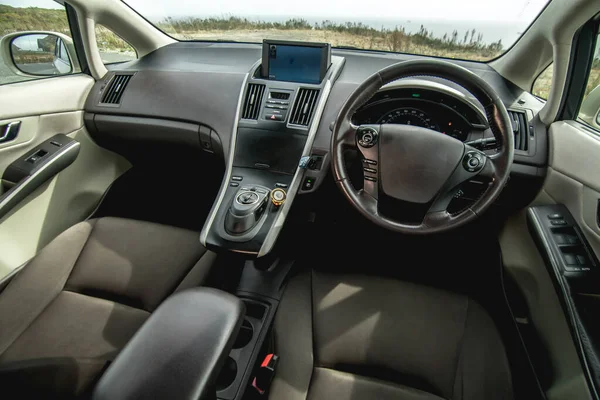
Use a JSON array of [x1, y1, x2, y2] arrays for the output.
[[251, 353, 279, 395]]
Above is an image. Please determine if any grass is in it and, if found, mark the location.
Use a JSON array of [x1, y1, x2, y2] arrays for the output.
[[157, 16, 505, 61], [532, 62, 600, 100]]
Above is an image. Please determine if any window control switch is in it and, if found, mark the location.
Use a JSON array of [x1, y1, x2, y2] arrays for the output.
[[564, 254, 578, 265]]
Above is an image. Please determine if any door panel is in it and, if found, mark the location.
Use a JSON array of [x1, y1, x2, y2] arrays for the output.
[[499, 119, 600, 400], [543, 121, 600, 256], [0, 75, 130, 278]]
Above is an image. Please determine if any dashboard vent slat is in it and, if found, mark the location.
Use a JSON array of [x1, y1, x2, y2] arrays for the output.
[[290, 88, 320, 126], [100, 74, 132, 105], [242, 83, 266, 120], [507, 110, 529, 151]]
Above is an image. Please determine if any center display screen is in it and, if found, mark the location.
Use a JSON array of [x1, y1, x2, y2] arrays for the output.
[[262, 40, 330, 84]]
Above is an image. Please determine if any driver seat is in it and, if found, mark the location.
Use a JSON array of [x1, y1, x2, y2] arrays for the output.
[[270, 270, 513, 400]]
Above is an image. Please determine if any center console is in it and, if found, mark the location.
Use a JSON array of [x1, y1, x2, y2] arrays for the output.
[[200, 40, 344, 257]]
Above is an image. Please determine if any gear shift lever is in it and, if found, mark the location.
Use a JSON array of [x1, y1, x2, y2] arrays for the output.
[[225, 185, 270, 234]]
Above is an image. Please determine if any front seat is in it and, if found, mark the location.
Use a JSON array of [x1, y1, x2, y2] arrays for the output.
[[0, 217, 216, 398], [270, 270, 513, 400]]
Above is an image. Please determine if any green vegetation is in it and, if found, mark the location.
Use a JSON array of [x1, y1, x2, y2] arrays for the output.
[[1, 6, 502, 59], [0, 6, 135, 57], [158, 16, 504, 59], [0, 5, 69, 35]]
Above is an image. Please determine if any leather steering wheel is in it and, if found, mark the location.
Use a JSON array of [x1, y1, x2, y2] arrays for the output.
[[331, 59, 514, 234]]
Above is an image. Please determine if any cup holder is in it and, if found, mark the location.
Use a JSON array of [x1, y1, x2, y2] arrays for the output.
[[233, 319, 253, 349], [216, 357, 237, 391]]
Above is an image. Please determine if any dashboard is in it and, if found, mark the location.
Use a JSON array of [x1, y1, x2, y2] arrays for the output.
[[85, 41, 549, 256]]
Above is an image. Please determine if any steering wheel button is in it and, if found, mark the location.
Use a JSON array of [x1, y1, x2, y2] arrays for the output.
[[357, 127, 378, 148], [467, 158, 479, 168], [363, 159, 378, 165], [364, 167, 377, 173], [365, 176, 377, 182], [463, 151, 484, 172]]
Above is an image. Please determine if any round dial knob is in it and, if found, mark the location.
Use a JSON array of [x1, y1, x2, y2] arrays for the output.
[[462, 151, 484, 173], [236, 191, 259, 205], [270, 188, 287, 207], [357, 127, 378, 148]]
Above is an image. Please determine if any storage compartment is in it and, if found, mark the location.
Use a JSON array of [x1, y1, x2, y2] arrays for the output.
[[217, 298, 271, 400], [216, 357, 238, 391], [233, 127, 307, 174], [245, 302, 267, 320], [233, 320, 254, 349]]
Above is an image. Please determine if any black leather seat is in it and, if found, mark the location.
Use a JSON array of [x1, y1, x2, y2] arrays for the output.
[[270, 270, 513, 400], [0, 217, 216, 398]]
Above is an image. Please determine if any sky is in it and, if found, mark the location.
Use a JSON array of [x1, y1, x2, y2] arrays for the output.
[[122, 0, 549, 23], [2, 0, 62, 8], [2, 0, 550, 23]]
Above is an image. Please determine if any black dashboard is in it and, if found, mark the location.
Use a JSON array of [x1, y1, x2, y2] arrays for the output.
[[84, 41, 549, 257]]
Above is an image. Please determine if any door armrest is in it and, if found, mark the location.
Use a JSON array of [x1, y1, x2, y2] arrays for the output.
[[93, 288, 245, 400]]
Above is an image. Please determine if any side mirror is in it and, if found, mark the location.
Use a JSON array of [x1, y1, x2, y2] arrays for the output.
[[580, 85, 600, 131], [8, 33, 74, 76]]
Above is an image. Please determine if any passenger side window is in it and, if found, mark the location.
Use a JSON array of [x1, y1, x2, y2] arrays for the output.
[[532, 64, 553, 100], [578, 36, 600, 131], [95, 25, 137, 65], [0, 2, 80, 85]]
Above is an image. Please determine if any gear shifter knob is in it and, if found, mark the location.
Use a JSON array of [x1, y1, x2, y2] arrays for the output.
[[225, 186, 269, 235]]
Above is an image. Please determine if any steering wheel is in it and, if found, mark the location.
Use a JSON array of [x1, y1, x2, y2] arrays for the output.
[[331, 59, 514, 234]]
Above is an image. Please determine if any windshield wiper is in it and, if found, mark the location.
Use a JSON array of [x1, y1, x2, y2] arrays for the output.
[[333, 45, 363, 50]]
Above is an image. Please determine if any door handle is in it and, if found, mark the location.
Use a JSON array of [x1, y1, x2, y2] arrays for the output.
[[0, 121, 21, 144]]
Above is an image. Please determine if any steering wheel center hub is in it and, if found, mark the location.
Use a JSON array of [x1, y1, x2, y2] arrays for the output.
[[378, 124, 465, 204]]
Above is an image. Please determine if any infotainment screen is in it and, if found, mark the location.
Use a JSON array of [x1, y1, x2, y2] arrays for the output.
[[262, 40, 331, 84]]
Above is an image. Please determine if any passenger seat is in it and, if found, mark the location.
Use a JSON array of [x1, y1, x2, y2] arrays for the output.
[[0, 217, 216, 398]]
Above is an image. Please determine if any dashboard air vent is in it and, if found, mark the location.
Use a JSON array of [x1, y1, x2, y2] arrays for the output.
[[290, 88, 320, 126], [508, 110, 529, 151], [100, 74, 132, 105], [242, 84, 266, 120]]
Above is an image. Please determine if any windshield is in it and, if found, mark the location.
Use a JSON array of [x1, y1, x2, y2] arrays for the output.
[[125, 0, 549, 61]]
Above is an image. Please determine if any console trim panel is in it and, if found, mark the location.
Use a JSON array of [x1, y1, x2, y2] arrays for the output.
[[201, 57, 344, 257], [200, 64, 255, 247]]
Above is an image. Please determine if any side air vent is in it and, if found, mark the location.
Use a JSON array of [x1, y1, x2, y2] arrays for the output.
[[290, 88, 320, 126], [242, 84, 266, 120], [508, 110, 529, 151], [100, 74, 132, 105]]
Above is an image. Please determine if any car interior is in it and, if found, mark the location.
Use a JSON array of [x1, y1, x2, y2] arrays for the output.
[[1, 0, 600, 399]]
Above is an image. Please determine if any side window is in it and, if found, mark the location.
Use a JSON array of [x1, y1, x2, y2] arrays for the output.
[[532, 64, 554, 100], [0, 2, 80, 85], [95, 25, 137, 65], [578, 36, 600, 131]]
